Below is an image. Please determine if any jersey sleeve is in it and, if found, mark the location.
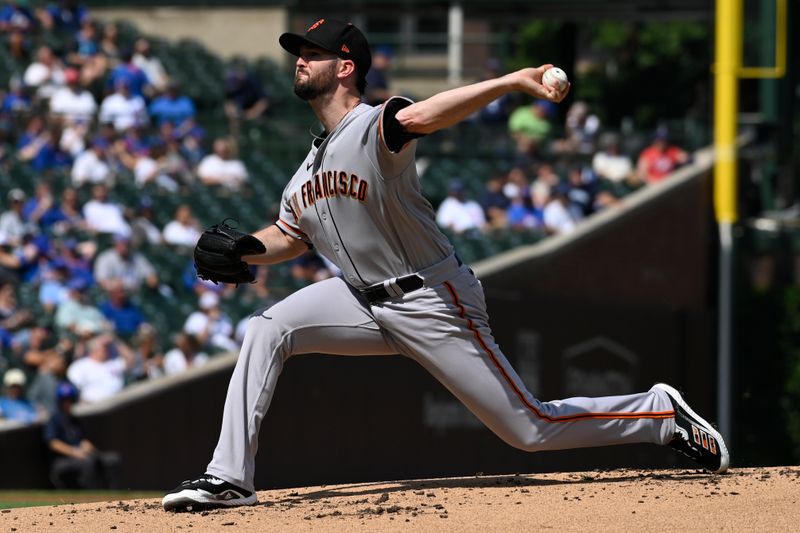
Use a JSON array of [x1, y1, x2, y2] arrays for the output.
[[369, 96, 425, 179], [276, 188, 312, 245]]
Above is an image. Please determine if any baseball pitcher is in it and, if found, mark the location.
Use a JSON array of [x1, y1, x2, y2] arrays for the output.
[[163, 19, 728, 511]]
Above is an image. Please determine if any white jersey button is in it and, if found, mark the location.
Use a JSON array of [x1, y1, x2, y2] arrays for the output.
[[334, 244, 340, 252]]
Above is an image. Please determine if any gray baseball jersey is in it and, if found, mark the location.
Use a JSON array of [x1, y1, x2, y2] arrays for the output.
[[276, 98, 452, 287], [206, 97, 677, 491]]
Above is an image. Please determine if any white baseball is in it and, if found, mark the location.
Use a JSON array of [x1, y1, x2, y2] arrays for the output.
[[542, 67, 568, 91]]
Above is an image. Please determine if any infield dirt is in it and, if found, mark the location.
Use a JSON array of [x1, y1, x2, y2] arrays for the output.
[[2, 467, 798, 532]]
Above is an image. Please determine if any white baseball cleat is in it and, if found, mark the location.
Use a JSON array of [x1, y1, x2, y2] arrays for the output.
[[652, 383, 730, 474], [162, 473, 257, 512]]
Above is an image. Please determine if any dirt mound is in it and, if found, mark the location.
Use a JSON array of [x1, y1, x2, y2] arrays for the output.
[[3, 467, 798, 532]]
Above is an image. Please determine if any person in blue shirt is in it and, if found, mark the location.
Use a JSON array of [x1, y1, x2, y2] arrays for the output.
[[39, 0, 89, 34], [106, 49, 149, 98], [0, 368, 42, 423], [99, 280, 144, 337], [0, 1, 36, 33], [44, 381, 121, 489], [148, 82, 196, 128]]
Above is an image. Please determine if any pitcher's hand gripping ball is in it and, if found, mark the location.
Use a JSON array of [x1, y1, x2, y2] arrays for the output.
[[542, 67, 569, 92], [194, 221, 266, 285]]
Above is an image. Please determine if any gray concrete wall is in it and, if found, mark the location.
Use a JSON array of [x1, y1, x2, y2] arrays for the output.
[[94, 7, 288, 61]]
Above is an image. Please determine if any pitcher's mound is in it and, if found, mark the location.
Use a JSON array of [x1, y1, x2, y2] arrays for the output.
[[5, 467, 799, 532]]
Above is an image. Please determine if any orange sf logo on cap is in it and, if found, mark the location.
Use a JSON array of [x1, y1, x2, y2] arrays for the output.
[[307, 19, 325, 32], [341, 44, 350, 53]]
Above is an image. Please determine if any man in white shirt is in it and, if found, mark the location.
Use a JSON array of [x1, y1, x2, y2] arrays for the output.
[[543, 182, 580, 234], [71, 138, 112, 187], [82, 184, 130, 235], [99, 79, 147, 132], [183, 292, 237, 353], [436, 179, 486, 234], [163, 333, 209, 376], [592, 133, 633, 183], [23, 45, 65, 100], [67, 334, 134, 403], [49, 69, 97, 123], [197, 138, 248, 189], [162, 204, 201, 247]]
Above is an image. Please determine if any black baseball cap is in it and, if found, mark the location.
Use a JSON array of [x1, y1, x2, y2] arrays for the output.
[[279, 19, 372, 83]]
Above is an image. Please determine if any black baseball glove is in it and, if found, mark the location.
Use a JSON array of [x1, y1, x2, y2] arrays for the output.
[[194, 220, 266, 285]]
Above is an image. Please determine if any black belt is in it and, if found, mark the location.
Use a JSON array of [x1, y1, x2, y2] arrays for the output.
[[360, 274, 424, 304], [358, 255, 464, 305]]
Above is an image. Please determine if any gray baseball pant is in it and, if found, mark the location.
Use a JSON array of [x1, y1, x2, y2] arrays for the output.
[[207, 260, 676, 491]]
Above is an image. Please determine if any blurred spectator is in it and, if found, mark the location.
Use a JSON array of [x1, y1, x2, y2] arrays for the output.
[[44, 381, 122, 489], [99, 280, 144, 337], [49, 68, 97, 122], [0, 188, 32, 246], [50, 187, 86, 233], [197, 138, 248, 189], [82, 184, 130, 236], [66, 332, 134, 403], [0, 282, 33, 337], [132, 38, 168, 92], [528, 180, 550, 227], [503, 166, 532, 205], [38, 258, 71, 312], [552, 101, 600, 155], [183, 291, 237, 353], [0, 1, 36, 33], [179, 126, 205, 167], [565, 164, 596, 218], [364, 46, 391, 106], [37, 0, 90, 33], [99, 21, 121, 63], [476, 59, 513, 124], [506, 193, 539, 230], [0, 229, 22, 284], [508, 100, 554, 156], [67, 18, 100, 66], [5, 28, 30, 63], [592, 132, 633, 184], [636, 127, 690, 184], [105, 48, 149, 98], [58, 237, 94, 286], [23, 325, 70, 415], [436, 179, 486, 234], [54, 277, 106, 335], [1, 76, 31, 115], [128, 323, 163, 381], [130, 197, 162, 247], [543, 182, 580, 235], [480, 171, 510, 229], [162, 204, 201, 247], [125, 143, 179, 192], [99, 78, 147, 132], [0, 368, 42, 423], [224, 62, 269, 121], [18, 119, 71, 172], [23, 45, 65, 100], [71, 137, 112, 187], [163, 332, 208, 376], [289, 251, 333, 285], [59, 118, 89, 157], [149, 82, 196, 128], [93, 234, 158, 292]]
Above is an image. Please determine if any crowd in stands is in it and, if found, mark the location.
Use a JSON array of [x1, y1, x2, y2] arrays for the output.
[[0, 2, 277, 430], [435, 66, 690, 237], [0, 7, 691, 435]]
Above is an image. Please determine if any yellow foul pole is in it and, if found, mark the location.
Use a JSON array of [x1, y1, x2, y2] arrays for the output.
[[714, 0, 740, 224], [714, 0, 741, 441]]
